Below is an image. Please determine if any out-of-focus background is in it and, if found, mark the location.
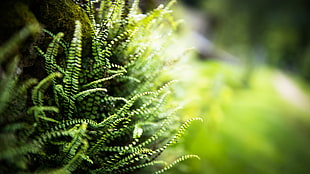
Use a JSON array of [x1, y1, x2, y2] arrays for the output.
[[145, 0, 310, 173]]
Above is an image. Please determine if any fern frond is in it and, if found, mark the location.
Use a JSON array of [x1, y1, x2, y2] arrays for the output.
[[63, 139, 90, 172], [124, 43, 148, 69], [49, 119, 99, 133], [27, 106, 59, 123], [36, 129, 76, 145], [96, 123, 133, 145], [101, 29, 132, 61], [97, 124, 145, 153], [58, 20, 83, 117], [139, 80, 176, 108], [109, 148, 153, 171], [93, 148, 153, 173], [153, 155, 200, 174], [152, 117, 203, 156], [31, 72, 63, 106], [108, 63, 127, 73], [85, 1, 96, 28], [119, 160, 167, 173], [128, 0, 141, 17], [82, 73, 122, 89], [74, 88, 107, 101], [63, 20, 83, 98], [102, 95, 129, 104], [2, 122, 29, 132], [2, 1, 199, 173], [41, 32, 65, 74], [106, 0, 125, 33], [133, 4, 166, 30], [88, 117, 131, 154], [42, 28, 69, 52], [166, 0, 177, 10], [116, 91, 155, 117], [62, 123, 88, 164], [117, 74, 141, 83], [91, 35, 108, 67], [54, 84, 70, 108], [97, 0, 112, 22], [18, 78, 39, 95], [120, 0, 131, 23], [135, 118, 172, 149]]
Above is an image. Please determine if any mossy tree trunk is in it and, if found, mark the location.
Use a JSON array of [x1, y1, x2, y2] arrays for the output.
[[0, 0, 93, 81]]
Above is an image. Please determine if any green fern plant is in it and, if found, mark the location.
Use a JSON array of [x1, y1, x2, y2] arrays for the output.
[[1, 0, 201, 173], [0, 23, 40, 172]]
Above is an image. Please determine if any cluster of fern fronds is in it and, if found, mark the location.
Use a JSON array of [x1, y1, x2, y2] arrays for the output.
[[0, 0, 201, 173]]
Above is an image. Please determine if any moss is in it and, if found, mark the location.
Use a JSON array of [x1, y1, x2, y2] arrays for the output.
[[0, 0, 94, 82], [31, 0, 93, 57]]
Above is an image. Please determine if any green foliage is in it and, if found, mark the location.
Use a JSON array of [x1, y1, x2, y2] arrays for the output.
[[199, 0, 310, 80], [176, 60, 310, 174], [0, 23, 39, 172], [1, 0, 200, 173]]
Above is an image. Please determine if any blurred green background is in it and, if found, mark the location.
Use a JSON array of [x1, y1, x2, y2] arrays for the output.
[[156, 0, 310, 173]]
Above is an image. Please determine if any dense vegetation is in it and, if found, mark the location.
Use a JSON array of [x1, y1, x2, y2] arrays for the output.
[[0, 0, 200, 173]]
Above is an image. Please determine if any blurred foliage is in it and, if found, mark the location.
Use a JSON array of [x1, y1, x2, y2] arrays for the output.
[[164, 1, 310, 173], [169, 60, 310, 174], [181, 0, 310, 80]]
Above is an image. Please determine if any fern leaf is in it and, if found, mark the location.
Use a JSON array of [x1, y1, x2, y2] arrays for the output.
[[63, 20, 83, 98], [27, 106, 59, 123], [119, 160, 167, 173], [152, 118, 203, 156], [128, 0, 141, 17], [93, 148, 153, 173], [42, 28, 69, 51], [88, 117, 131, 154], [116, 91, 155, 117], [63, 139, 89, 172], [43, 32, 65, 74], [82, 73, 122, 89], [49, 119, 99, 133], [74, 88, 107, 101], [117, 74, 141, 83], [85, 1, 96, 28], [31, 72, 63, 106], [110, 148, 153, 171], [62, 123, 88, 164], [153, 155, 200, 174]]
